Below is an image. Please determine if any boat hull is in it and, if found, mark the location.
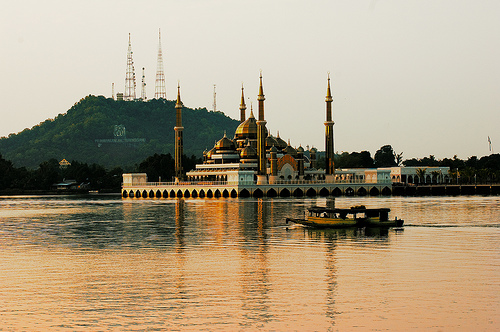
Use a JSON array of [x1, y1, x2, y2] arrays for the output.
[[286, 217, 404, 228]]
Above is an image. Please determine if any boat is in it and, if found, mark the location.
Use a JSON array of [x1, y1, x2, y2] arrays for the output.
[[286, 205, 404, 228]]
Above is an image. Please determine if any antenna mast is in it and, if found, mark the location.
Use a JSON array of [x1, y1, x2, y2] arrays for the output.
[[213, 84, 216, 112], [124, 33, 136, 101], [155, 28, 167, 99], [141, 67, 147, 101], [112, 83, 115, 100]]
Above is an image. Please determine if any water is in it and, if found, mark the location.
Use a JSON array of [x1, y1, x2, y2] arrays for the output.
[[0, 195, 498, 331]]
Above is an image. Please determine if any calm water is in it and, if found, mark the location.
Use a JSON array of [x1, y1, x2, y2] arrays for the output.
[[0, 195, 498, 331]]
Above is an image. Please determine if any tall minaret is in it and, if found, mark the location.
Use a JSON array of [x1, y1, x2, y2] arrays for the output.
[[325, 73, 335, 182], [239, 84, 246, 123], [174, 83, 184, 182], [256, 72, 267, 184]]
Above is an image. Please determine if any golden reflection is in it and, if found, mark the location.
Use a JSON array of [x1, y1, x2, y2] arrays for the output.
[[239, 199, 271, 326]]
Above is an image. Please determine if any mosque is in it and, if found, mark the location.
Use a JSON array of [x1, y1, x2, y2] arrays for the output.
[[185, 74, 329, 185], [122, 73, 440, 198]]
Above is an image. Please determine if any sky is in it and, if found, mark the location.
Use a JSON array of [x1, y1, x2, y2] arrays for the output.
[[1, 0, 499, 160]]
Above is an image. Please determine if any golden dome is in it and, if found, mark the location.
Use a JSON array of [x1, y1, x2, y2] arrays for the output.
[[215, 132, 236, 152], [266, 135, 279, 149], [206, 147, 216, 159], [234, 111, 257, 139], [284, 142, 297, 157], [275, 132, 288, 151], [240, 144, 257, 159]]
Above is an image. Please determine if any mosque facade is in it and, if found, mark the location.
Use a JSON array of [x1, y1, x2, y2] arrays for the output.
[[122, 74, 410, 198]]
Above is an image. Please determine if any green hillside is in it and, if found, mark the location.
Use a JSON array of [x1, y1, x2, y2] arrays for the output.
[[0, 95, 239, 169]]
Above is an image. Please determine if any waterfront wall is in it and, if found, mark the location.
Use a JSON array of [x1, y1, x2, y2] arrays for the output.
[[122, 181, 499, 198]]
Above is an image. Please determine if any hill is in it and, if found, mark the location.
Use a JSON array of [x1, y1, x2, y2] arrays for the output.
[[0, 95, 239, 169]]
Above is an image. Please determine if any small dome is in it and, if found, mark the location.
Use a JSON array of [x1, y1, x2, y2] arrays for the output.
[[270, 145, 278, 153], [215, 133, 236, 152], [266, 135, 279, 149], [206, 147, 216, 159], [275, 133, 288, 151], [284, 144, 297, 157], [297, 146, 304, 153], [240, 144, 257, 159], [310, 147, 317, 153]]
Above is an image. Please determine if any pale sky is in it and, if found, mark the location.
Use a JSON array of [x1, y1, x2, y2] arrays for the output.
[[1, 0, 499, 160]]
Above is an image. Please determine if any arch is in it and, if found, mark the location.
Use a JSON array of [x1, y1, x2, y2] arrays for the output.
[[306, 188, 317, 197], [332, 188, 342, 197], [293, 188, 304, 197], [192, 189, 198, 198], [149, 190, 155, 198], [155, 190, 161, 198], [357, 187, 367, 196], [129, 190, 135, 198], [369, 187, 379, 196], [163, 190, 168, 198], [230, 189, 237, 198], [170, 190, 175, 198], [267, 188, 278, 197], [122, 190, 128, 198], [279, 188, 290, 197], [319, 187, 330, 196], [214, 189, 221, 198], [345, 187, 354, 196], [184, 190, 190, 198], [199, 189, 205, 198], [142, 190, 148, 198], [239, 189, 250, 198], [253, 189, 264, 198], [381, 186, 392, 196], [207, 189, 213, 198], [176, 190, 183, 198], [222, 189, 229, 198]]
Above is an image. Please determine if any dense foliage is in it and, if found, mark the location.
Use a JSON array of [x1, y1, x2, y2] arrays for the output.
[[0, 153, 123, 192], [0, 95, 239, 169]]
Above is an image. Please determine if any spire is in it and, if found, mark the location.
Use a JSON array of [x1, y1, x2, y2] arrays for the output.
[[326, 72, 333, 122], [239, 84, 247, 123], [257, 71, 265, 121], [176, 82, 182, 108], [155, 28, 167, 99]]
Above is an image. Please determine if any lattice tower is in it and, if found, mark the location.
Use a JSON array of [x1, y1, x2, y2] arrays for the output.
[[213, 84, 216, 112], [124, 33, 136, 101], [141, 67, 147, 101], [155, 29, 167, 99]]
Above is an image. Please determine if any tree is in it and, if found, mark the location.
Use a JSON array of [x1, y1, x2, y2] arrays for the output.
[[374, 145, 397, 167], [416, 168, 427, 184]]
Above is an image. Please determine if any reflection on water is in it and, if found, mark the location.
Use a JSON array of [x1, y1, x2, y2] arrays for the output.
[[0, 195, 498, 330]]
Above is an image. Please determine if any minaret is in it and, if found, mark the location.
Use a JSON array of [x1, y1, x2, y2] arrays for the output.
[[239, 84, 246, 123], [325, 73, 335, 182], [256, 72, 267, 184], [155, 29, 167, 99], [124, 33, 136, 101], [174, 83, 184, 182]]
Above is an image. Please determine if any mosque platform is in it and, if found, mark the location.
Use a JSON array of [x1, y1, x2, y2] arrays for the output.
[[121, 174, 393, 198]]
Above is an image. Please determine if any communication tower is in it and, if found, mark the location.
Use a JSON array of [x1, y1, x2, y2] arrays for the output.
[[141, 67, 147, 101], [155, 29, 167, 99], [124, 33, 136, 101], [213, 84, 216, 112]]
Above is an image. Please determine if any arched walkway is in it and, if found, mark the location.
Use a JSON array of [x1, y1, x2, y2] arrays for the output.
[[293, 188, 304, 197], [239, 189, 250, 198], [369, 187, 379, 196], [253, 189, 264, 198], [319, 188, 330, 196], [357, 187, 367, 196], [280, 188, 290, 197], [306, 188, 317, 197], [267, 188, 277, 197]]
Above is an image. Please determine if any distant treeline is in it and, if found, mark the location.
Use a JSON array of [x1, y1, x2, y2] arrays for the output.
[[0, 153, 201, 193], [333, 145, 500, 184], [1, 145, 499, 193]]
